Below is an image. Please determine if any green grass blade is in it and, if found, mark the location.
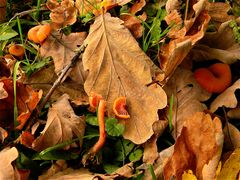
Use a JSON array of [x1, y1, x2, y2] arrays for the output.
[[168, 94, 174, 132]]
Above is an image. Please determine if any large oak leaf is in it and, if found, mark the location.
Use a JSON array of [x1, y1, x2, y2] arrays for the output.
[[82, 13, 167, 144], [32, 94, 86, 152]]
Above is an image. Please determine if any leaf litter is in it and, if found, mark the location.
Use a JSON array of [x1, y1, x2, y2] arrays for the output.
[[0, 0, 240, 179]]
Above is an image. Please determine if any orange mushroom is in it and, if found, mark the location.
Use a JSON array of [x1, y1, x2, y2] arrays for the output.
[[113, 96, 130, 119], [8, 44, 25, 58], [89, 92, 103, 112], [37, 24, 51, 42], [27, 24, 51, 43], [27, 25, 41, 43], [194, 63, 232, 93]]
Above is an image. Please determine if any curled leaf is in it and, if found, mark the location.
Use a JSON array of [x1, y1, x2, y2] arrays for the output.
[[163, 112, 223, 179], [46, 0, 77, 30]]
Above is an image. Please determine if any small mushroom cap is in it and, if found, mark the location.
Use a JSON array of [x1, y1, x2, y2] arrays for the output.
[[28, 25, 41, 43], [113, 96, 130, 119], [37, 24, 51, 42], [8, 44, 25, 58], [194, 63, 232, 93], [89, 92, 103, 111]]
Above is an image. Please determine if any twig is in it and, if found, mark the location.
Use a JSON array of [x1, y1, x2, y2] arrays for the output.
[[25, 45, 85, 130], [8, 7, 47, 23]]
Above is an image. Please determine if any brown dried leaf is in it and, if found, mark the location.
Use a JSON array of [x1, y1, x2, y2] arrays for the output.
[[207, 2, 233, 23], [76, 0, 131, 16], [40, 32, 87, 84], [159, 0, 210, 83], [227, 108, 240, 119], [163, 112, 223, 179], [120, 0, 146, 38], [191, 18, 240, 64], [46, 0, 77, 30], [27, 65, 88, 103], [32, 94, 86, 152], [210, 79, 240, 112], [223, 122, 240, 150], [0, 147, 18, 180], [0, 78, 42, 129], [164, 67, 211, 138], [82, 13, 167, 144]]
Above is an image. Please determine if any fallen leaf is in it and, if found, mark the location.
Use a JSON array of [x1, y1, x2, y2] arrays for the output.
[[217, 148, 240, 180], [0, 147, 18, 180], [190, 18, 240, 64], [27, 65, 88, 103], [120, 0, 147, 38], [163, 112, 223, 179], [159, 0, 210, 83], [223, 122, 240, 150], [182, 170, 197, 180], [0, 78, 42, 129], [46, 0, 77, 30], [164, 67, 211, 138], [227, 108, 240, 119], [82, 13, 167, 144], [207, 2, 233, 23], [19, 131, 35, 148], [210, 79, 240, 112], [75, 0, 131, 16], [40, 32, 87, 84], [32, 94, 86, 152]]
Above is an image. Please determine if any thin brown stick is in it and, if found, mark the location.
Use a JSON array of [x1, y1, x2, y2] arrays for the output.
[[25, 45, 85, 130]]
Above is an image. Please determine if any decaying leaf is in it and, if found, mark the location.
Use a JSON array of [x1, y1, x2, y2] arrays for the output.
[[40, 32, 87, 84], [0, 78, 42, 129], [27, 65, 88, 103], [223, 122, 240, 150], [46, 0, 77, 30], [32, 94, 86, 152], [210, 79, 240, 112], [227, 108, 240, 119], [76, 0, 131, 16], [163, 112, 223, 179], [217, 148, 240, 180], [39, 163, 134, 179], [120, 0, 147, 38], [164, 67, 211, 138], [159, 0, 210, 83], [0, 147, 18, 180], [82, 13, 167, 144], [207, 2, 233, 23], [190, 18, 240, 64]]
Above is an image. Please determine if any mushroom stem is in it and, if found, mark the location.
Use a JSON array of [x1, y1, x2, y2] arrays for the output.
[[90, 99, 106, 155]]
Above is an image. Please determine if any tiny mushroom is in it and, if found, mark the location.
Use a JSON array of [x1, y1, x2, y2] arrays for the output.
[[8, 44, 25, 59], [28, 24, 51, 43], [113, 96, 130, 119], [89, 92, 103, 112], [194, 63, 232, 93]]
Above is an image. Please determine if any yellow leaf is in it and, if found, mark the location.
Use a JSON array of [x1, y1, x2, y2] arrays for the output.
[[182, 170, 197, 180]]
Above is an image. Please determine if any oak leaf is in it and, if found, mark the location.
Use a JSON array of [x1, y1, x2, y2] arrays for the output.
[[82, 13, 167, 144], [159, 0, 210, 83], [32, 94, 86, 152], [210, 79, 240, 112], [0, 147, 18, 180], [46, 0, 77, 30], [40, 32, 87, 84], [164, 67, 211, 138], [163, 112, 223, 179], [190, 18, 240, 64]]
